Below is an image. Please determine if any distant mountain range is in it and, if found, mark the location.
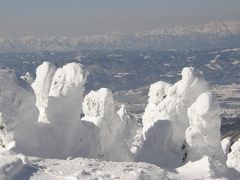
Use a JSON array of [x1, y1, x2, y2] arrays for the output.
[[1, 20, 240, 52]]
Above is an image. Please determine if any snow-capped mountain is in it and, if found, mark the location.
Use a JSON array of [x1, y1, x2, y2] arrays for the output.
[[1, 20, 240, 52]]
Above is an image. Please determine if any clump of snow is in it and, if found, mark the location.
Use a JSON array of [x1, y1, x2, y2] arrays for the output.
[[0, 62, 90, 159], [117, 104, 138, 152], [0, 153, 24, 179], [135, 119, 180, 168], [221, 137, 232, 156], [184, 92, 227, 177], [0, 69, 39, 154], [31, 62, 56, 123], [186, 92, 223, 159], [0, 113, 15, 151], [20, 72, 34, 84], [82, 88, 132, 161], [49, 62, 87, 97], [227, 138, 240, 172], [139, 67, 209, 168], [142, 81, 171, 136], [32, 62, 88, 158]]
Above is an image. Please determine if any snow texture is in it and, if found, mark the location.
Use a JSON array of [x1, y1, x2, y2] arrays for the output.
[[227, 138, 240, 172], [139, 67, 209, 168], [221, 137, 231, 156], [82, 88, 132, 161], [32, 62, 89, 159], [185, 92, 228, 177]]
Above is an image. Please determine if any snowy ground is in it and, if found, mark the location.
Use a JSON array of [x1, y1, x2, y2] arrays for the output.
[[11, 156, 183, 180]]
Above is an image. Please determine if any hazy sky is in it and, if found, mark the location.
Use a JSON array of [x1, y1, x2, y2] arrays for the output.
[[0, 0, 240, 37]]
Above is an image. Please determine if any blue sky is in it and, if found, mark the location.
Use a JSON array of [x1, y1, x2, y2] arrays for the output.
[[0, 0, 240, 37]]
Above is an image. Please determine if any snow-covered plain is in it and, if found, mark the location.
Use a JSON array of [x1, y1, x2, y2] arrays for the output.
[[0, 62, 240, 179]]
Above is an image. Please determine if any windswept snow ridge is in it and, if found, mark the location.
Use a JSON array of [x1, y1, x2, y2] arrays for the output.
[[0, 62, 239, 179]]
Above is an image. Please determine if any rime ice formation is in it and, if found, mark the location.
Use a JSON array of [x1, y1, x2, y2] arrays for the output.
[[20, 72, 34, 84], [117, 104, 138, 150], [227, 138, 240, 172], [139, 67, 209, 168], [221, 137, 232, 156], [0, 113, 14, 151], [184, 92, 227, 176], [82, 88, 132, 161], [0, 62, 90, 159], [32, 62, 88, 158], [142, 81, 171, 136], [0, 63, 239, 179], [186, 92, 223, 159], [0, 69, 39, 154], [142, 68, 209, 143], [31, 62, 56, 123]]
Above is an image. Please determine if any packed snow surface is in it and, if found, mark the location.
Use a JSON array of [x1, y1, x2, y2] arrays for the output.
[[0, 62, 239, 179]]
